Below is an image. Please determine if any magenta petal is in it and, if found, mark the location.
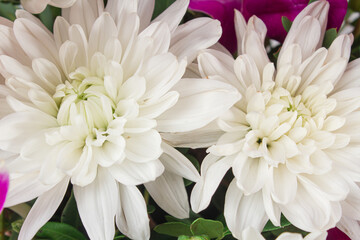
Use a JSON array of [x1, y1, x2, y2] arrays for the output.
[[189, 0, 242, 53], [327, 0, 348, 31], [0, 170, 9, 213], [242, 0, 308, 42], [327, 227, 351, 240]]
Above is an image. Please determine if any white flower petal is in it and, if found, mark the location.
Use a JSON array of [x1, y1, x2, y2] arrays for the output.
[[159, 142, 199, 182], [138, 0, 155, 32], [157, 78, 241, 132], [270, 165, 297, 204], [153, 0, 189, 33], [161, 121, 223, 148], [20, 0, 50, 14], [13, 18, 59, 65], [117, 184, 150, 240], [191, 154, 233, 213], [170, 18, 221, 62], [4, 172, 53, 207], [125, 130, 162, 163], [233, 155, 269, 195], [18, 177, 69, 240], [74, 168, 118, 240], [109, 159, 164, 185], [145, 170, 189, 219], [224, 179, 268, 239]]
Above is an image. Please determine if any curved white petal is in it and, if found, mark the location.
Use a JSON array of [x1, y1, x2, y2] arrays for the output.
[[74, 168, 118, 240], [157, 78, 241, 132], [117, 184, 150, 240], [145, 170, 189, 219], [18, 177, 69, 240], [191, 154, 233, 213], [20, 0, 50, 14], [153, 0, 189, 33], [160, 142, 199, 182], [224, 179, 268, 239], [161, 121, 222, 148], [138, 0, 155, 32], [109, 159, 164, 185], [4, 172, 53, 207], [170, 18, 221, 62]]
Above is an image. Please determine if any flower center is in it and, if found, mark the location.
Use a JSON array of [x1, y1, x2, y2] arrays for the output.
[[241, 82, 339, 167]]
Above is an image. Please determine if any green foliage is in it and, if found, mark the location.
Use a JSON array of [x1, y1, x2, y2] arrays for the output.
[[323, 28, 338, 49], [262, 215, 291, 232], [38, 5, 61, 31], [155, 218, 226, 240], [0, 2, 16, 21], [61, 192, 83, 230], [281, 16, 292, 33], [36, 222, 87, 240], [190, 218, 224, 239], [154, 222, 193, 237], [349, 0, 360, 12], [10, 219, 23, 233], [152, 0, 176, 19]]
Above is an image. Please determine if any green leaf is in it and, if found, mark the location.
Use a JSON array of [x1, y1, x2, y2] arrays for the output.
[[281, 16, 292, 33], [154, 222, 192, 237], [11, 219, 24, 233], [323, 28, 338, 48], [350, 0, 360, 11], [152, 0, 176, 20], [190, 218, 224, 239], [262, 215, 291, 232], [165, 215, 193, 225], [308, 0, 317, 4], [114, 236, 127, 239], [38, 5, 61, 31], [147, 204, 156, 214], [61, 192, 83, 229], [36, 222, 87, 240], [0, 2, 16, 21]]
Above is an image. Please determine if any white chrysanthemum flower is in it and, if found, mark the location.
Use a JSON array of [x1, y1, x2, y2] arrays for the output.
[[186, 0, 360, 239], [21, 0, 77, 14], [241, 227, 326, 240], [0, 0, 240, 239]]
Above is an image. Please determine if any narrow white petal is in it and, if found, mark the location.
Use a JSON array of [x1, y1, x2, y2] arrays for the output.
[[117, 184, 150, 240], [13, 18, 59, 65], [74, 168, 118, 240], [224, 179, 268, 239], [170, 18, 221, 62], [191, 154, 233, 213], [18, 177, 69, 240], [160, 142, 199, 182], [145, 171, 189, 219], [138, 0, 155, 32], [153, 0, 189, 33]]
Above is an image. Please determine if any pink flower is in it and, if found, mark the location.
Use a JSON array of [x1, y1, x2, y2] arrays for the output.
[[327, 227, 351, 240], [189, 0, 348, 52], [0, 168, 9, 213]]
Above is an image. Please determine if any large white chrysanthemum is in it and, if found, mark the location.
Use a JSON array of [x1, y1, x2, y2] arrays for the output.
[[21, 0, 77, 14], [187, 1, 360, 239], [0, 0, 240, 239]]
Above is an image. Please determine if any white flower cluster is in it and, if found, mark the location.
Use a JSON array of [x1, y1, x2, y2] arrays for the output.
[[0, 0, 359, 240]]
